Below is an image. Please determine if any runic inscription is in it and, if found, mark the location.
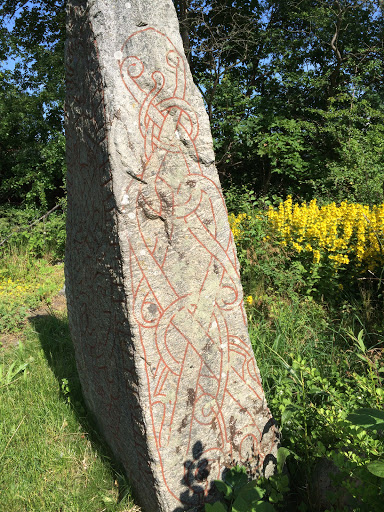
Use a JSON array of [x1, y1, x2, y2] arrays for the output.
[[65, 2, 278, 512]]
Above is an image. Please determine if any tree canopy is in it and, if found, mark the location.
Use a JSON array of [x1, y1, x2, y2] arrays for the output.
[[0, 0, 65, 209], [1, 0, 383, 209], [174, 0, 384, 202]]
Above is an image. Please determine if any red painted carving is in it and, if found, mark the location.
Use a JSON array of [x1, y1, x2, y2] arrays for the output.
[[117, 28, 275, 505]]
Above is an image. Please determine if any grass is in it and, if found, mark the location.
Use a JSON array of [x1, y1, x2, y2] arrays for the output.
[[0, 251, 137, 512], [0, 246, 65, 333]]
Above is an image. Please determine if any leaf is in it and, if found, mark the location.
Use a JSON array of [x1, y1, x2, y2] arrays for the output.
[[253, 502, 276, 512], [214, 480, 232, 498], [232, 494, 252, 512], [276, 447, 291, 472], [281, 405, 296, 425], [233, 494, 276, 512], [231, 481, 267, 512], [5, 362, 16, 384], [1, 361, 29, 386], [366, 461, 384, 478], [355, 329, 366, 353], [237, 479, 265, 500], [205, 501, 228, 512], [101, 495, 115, 504], [347, 408, 384, 430], [224, 466, 248, 491], [274, 474, 289, 493]]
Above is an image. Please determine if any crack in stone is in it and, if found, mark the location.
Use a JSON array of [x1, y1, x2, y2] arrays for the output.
[[125, 170, 148, 184]]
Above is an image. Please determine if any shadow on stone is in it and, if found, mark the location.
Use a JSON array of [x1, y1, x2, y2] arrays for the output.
[[173, 440, 217, 512], [28, 312, 133, 503]]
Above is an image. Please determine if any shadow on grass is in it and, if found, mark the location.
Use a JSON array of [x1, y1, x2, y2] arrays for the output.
[[28, 312, 222, 511], [28, 312, 132, 503], [28, 312, 213, 511]]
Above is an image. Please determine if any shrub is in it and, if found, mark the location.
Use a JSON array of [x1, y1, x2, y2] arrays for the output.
[[266, 197, 384, 274], [229, 194, 384, 302], [0, 201, 66, 260]]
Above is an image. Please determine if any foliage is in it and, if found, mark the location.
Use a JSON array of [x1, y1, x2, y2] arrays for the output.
[[0, 202, 66, 259], [206, 448, 291, 512], [175, 0, 384, 203], [229, 193, 384, 304], [347, 408, 384, 481], [227, 188, 307, 301], [225, 186, 384, 510], [0, 350, 29, 387], [0, 0, 65, 209], [0, 72, 66, 208], [250, 326, 384, 510], [0, 2, 383, 208], [0, 248, 64, 333], [206, 465, 275, 512]]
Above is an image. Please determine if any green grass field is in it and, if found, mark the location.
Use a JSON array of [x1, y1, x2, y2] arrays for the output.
[[0, 257, 137, 512]]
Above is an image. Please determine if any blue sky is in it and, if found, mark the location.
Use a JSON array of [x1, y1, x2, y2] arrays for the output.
[[1, 1, 34, 72]]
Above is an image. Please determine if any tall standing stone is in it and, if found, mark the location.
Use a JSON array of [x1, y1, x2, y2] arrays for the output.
[[65, 1, 279, 510]]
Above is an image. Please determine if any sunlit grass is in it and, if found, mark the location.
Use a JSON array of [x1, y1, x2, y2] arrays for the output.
[[0, 246, 65, 333], [0, 313, 137, 512], [0, 253, 137, 511]]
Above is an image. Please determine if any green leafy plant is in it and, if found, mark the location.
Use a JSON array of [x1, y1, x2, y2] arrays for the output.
[[347, 408, 384, 480], [206, 465, 274, 512], [0, 203, 66, 260], [205, 448, 290, 512], [60, 377, 71, 404], [262, 343, 383, 510], [0, 359, 29, 388]]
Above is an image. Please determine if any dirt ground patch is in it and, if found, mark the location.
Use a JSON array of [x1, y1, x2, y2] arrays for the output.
[[29, 293, 67, 318], [0, 294, 67, 351]]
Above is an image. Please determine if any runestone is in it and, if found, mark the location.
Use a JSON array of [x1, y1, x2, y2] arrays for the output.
[[65, 1, 279, 511]]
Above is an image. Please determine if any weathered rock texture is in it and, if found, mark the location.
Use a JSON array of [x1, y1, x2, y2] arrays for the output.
[[65, 1, 279, 511]]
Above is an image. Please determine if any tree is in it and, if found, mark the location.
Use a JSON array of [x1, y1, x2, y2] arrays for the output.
[[0, 0, 65, 209], [174, 0, 384, 203], [0, 0, 383, 207]]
